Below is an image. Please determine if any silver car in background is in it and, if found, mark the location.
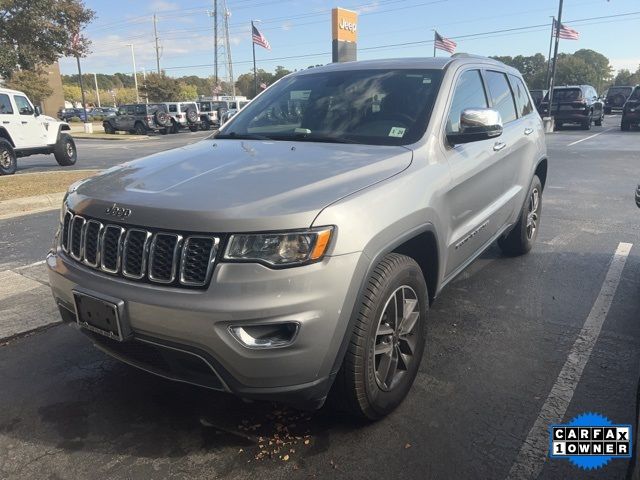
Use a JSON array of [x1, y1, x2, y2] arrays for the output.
[[48, 55, 547, 419]]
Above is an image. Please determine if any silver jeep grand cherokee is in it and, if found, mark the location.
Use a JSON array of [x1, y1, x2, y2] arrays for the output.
[[48, 56, 547, 419]]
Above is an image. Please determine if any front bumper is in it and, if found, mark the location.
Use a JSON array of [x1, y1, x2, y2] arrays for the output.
[[47, 248, 367, 408], [623, 111, 640, 124]]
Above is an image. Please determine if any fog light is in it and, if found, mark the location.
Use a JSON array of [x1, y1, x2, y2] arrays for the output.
[[229, 323, 299, 349]]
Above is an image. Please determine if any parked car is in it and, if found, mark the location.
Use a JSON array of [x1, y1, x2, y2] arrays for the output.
[[0, 87, 76, 175], [89, 107, 117, 118], [103, 103, 171, 135], [220, 100, 250, 124], [196, 101, 223, 130], [47, 56, 547, 418], [621, 85, 640, 131], [539, 85, 604, 130], [529, 89, 547, 112], [603, 86, 634, 114], [58, 108, 91, 122], [163, 102, 201, 133]]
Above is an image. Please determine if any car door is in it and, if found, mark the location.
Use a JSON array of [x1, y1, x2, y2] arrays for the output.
[[12, 94, 46, 148], [440, 68, 519, 279], [114, 106, 127, 130], [0, 93, 20, 146]]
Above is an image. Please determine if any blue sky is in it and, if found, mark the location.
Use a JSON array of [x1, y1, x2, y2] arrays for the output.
[[59, 0, 640, 79]]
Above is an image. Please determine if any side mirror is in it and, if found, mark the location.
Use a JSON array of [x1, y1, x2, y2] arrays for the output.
[[34, 106, 41, 117], [447, 108, 503, 145]]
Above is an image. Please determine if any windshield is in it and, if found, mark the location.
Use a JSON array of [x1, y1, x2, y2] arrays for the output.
[[607, 86, 633, 98], [549, 88, 582, 102], [218, 69, 443, 146]]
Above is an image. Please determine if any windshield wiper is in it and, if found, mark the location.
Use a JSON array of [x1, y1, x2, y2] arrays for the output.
[[290, 134, 358, 144], [215, 132, 271, 140]]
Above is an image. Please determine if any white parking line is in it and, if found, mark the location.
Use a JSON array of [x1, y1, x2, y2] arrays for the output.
[[507, 242, 632, 480], [567, 128, 612, 146]]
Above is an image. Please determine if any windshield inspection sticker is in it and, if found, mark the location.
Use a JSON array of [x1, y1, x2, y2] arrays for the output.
[[549, 413, 632, 470], [389, 127, 406, 138]]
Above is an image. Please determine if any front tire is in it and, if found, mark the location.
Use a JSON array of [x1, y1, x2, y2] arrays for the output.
[[103, 122, 115, 134], [330, 253, 427, 420], [53, 133, 77, 167], [498, 175, 542, 256], [0, 139, 17, 175]]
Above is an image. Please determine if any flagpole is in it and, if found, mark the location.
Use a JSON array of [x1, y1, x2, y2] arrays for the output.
[[432, 30, 436, 57], [544, 16, 555, 90], [251, 20, 258, 98], [548, 0, 564, 120]]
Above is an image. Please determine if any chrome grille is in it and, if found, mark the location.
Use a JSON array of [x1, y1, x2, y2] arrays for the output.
[[60, 210, 220, 288]]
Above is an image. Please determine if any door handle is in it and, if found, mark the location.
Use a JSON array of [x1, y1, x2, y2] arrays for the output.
[[1, 121, 9, 125], [524, 128, 534, 135], [493, 141, 507, 151], [21, 121, 28, 125]]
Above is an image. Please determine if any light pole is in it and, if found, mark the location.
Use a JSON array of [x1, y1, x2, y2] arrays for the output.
[[92, 73, 101, 107], [126, 44, 140, 103]]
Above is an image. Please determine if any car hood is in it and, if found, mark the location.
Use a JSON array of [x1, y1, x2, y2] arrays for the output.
[[68, 139, 413, 232]]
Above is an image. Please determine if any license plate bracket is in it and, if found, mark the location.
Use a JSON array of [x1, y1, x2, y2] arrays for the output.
[[73, 290, 130, 341]]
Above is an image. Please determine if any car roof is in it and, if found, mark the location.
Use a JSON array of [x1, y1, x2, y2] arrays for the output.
[[0, 87, 26, 95], [293, 55, 520, 76]]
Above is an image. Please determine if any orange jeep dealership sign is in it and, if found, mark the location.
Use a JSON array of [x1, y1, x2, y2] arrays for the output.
[[332, 7, 358, 43]]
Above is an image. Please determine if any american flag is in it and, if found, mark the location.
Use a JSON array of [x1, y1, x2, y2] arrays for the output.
[[553, 19, 579, 40], [434, 31, 456, 54], [252, 24, 271, 50]]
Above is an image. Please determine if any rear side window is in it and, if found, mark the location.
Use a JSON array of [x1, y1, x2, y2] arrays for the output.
[[0, 94, 13, 114], [13, 95, 34, 115], [180, 103, 196, 112], [168, 104, 177, 113], [484, 71, 517, 124], [509, 75, 533, 117], [446, 70, 488, 134]]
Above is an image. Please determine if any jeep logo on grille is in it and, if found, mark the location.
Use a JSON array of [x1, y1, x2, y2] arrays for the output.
[[105, 203, 132, 218]]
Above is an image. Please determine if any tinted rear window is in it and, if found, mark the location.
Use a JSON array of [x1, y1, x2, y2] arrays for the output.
[[607, 87, 633, 98], [552, 88, 581, 102]]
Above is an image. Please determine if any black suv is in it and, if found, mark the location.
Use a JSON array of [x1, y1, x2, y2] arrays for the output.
[[621, 86, 640, 131], [103, 103, 172, 135], [540, 85, 604, 130], [529, 89, 547, 112], [604, 86, 634, 114]]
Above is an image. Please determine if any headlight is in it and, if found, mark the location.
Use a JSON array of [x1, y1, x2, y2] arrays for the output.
[[224, 227, 333, 267]]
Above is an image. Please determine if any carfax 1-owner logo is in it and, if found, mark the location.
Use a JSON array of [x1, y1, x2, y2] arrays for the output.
[[550, 413, 632, 470]]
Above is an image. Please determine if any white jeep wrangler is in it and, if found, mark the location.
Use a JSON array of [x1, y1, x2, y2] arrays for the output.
[[0, 87, 77, 175]]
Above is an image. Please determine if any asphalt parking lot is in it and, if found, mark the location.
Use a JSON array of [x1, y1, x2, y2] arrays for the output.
[[1, 115, 639, 479]]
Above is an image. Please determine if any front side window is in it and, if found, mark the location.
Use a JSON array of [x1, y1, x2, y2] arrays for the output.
[[126, 106, 135, 115], [135, 105, 146, 115], [220, 69, 443, 146], [446, 69, 488, 134], [484, 71, 517, 124], [0, 94, 13, 115], [13, 95, 34, 115], [509, 75, 533, 117]]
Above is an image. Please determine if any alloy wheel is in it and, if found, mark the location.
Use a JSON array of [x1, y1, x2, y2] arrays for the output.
[[374, 285, 420, 392], [0, 148, 11, 169], [526, 187, 540, 240], [65, 141, 74, 158]]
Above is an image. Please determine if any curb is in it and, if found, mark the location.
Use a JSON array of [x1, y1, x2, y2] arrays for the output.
[[0, 192, 65, 220]]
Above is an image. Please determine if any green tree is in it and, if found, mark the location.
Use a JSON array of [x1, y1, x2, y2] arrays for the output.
[[273, 65, 292, 81], [491, 54, 548, 89], [140, 72, 180, 102], [177, 83, 198, 101], [572, 49, 612, 91], [235, 69, 274, 98], [612, 66, 640, 86], [5, 69, 53, 104], [0, 0, 95, 78]]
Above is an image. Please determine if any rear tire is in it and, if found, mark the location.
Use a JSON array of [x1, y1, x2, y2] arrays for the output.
[[0, 139, 17, 175], [604, 107, 612, 115], [498, 175, 542, 256], [329, 253, 427, 420], [201, 119, 212, 131], [582, 114, 592, 130], [160, 128, 168, 135], [170, 120, 179, 134], [595, 112, 603, 127], [53, 133, 77, 167], [134, 122, 147, 135], [189, 125, 198, 132], [621, 119, 631, 131]]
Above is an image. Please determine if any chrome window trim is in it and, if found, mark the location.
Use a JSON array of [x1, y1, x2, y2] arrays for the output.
[[100, 224, 126, 274], [148, 233, 183, 284], [69, 215, 86, 261], [122, 228, 153, 280], [82, 219, 104, 268], [179, 236, 220, 286]]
